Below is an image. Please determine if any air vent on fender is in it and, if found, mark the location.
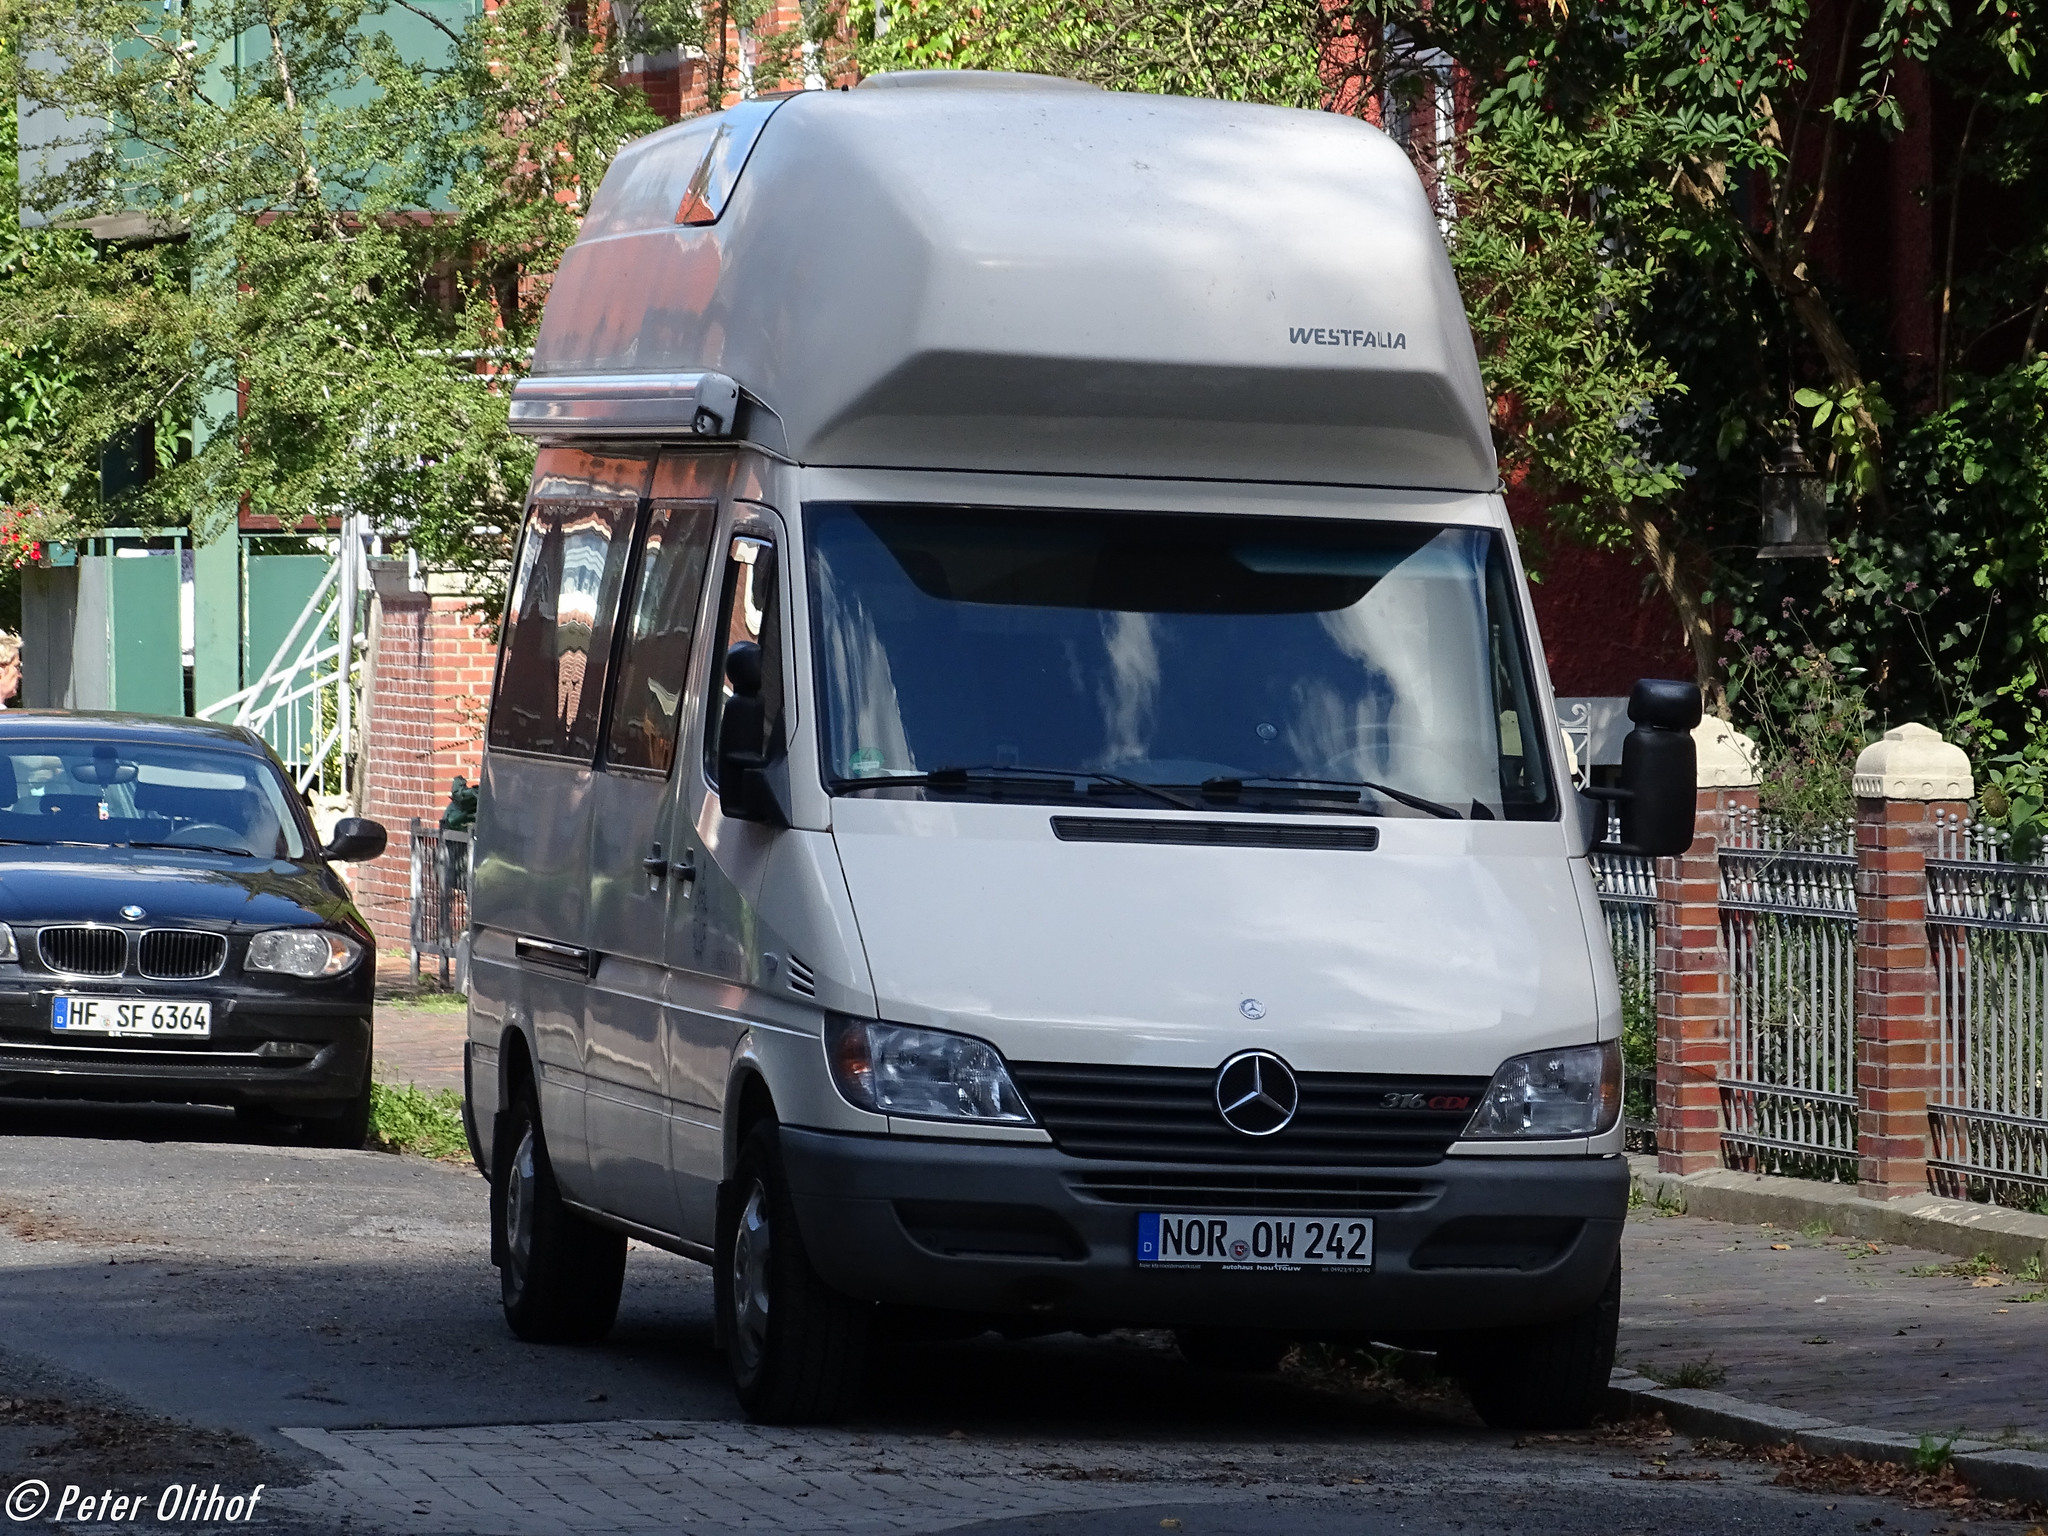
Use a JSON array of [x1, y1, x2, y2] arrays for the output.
[[787, 954, 817, 997]]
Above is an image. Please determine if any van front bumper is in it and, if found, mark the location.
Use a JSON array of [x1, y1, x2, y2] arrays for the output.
[[779, 1127, 1626, 1336]]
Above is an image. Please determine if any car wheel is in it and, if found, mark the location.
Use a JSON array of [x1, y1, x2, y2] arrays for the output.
[[1453, 1257, 1621, 1431], [298, 1070, 373, 1150], [1174, 1328, 1290, 1373], [718, 1119, 868, 1423], [493, 1085, 626, 1344]]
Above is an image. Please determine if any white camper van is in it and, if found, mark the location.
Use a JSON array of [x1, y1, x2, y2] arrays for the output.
[[465, 71, 1701, 1428]]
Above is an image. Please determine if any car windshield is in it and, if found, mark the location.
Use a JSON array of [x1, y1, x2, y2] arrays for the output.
[[806, 504, 1555, 820], [0, 739, 307, 858]]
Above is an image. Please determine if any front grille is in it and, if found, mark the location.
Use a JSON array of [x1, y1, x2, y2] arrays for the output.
[[138, 929, 227, 979], [38, 926, 127, 976], [1010, 1062, 1490, 1167], [1067, 1169, 1441, 1213]]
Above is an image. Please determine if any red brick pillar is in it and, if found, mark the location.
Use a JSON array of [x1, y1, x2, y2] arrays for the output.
[[1656, 720, 1761, 1175], [1852, 724, 1974, 1200]]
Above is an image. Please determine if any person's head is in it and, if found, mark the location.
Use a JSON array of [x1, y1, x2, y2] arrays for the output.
[[0, 632, 21, 704]]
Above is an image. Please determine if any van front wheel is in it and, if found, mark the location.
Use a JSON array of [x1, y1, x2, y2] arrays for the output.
[[719, 1121, 869, 1423], [1452, 1257, 1620, 1431], [493, 1087, 626, 1344]]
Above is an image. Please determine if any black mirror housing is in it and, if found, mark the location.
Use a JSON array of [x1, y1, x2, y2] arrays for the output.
[[1585, 679, 1702, 858], [322, 817, 388, 863]]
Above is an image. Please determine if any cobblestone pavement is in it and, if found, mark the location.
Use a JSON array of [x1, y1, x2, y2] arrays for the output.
[[1620, 1205, 2048, 1445], [373, 1005, 467, 1095]]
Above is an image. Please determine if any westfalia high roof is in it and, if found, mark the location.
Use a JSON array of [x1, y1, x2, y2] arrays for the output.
[[528, 74, 1497, 492]]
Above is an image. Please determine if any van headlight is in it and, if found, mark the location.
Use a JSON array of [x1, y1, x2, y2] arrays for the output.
[[1463, 1041, 1622, 1139], [246, 929, 362, 978], [824, 1016, 1035, 1124]]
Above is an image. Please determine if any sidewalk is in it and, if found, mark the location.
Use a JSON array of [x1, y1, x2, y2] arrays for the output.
[[1621, 1201, 2046, 1445], [372, 1002, 467, 1095]]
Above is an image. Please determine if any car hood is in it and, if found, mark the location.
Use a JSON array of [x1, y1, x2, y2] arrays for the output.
[[829, 799, 1607, 1078], [0, 846, 355, 929]]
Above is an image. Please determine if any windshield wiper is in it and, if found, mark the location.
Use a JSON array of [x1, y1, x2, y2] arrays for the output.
[[1197, 775, 1463, 821], [838, 764, 1201, 813], [123, 840, 252, 858]]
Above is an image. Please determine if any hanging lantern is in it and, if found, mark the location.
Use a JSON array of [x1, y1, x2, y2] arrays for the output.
[[1757, 433, 1829, 559]]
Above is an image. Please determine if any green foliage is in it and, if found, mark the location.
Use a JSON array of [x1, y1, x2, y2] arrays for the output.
[[367, 1080, 470, 1160], [1727, 635, 1868, 836], [1910, 1432, 1960, 1475], [0, 0, 709, 594], [853, 0, 1329, 104]]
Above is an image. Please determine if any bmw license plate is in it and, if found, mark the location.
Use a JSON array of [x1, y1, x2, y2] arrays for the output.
[[1137, 1212, 1373, 1271], [52, 996, 212, 1038]]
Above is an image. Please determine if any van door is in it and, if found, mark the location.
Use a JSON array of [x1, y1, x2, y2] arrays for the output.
[[471, 452, 648, 1201], [582, 454, 724, 1234], [664, 510, 787, 1243]]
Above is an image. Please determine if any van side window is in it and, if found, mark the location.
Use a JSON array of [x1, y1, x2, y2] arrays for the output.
[[703, 535, 781, 788], [605, 501, 718, 774], [488, 499, 637, 760]]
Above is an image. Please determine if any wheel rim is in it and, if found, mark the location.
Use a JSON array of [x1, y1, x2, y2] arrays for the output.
[[504, 1124, 538, 1296], [730, 1179, 772, 1376]]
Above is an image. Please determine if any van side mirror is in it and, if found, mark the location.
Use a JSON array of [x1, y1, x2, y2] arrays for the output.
[[322, 817, 388, 863], [716, 642, 789, 828], [1584, 679, 1701, 858]]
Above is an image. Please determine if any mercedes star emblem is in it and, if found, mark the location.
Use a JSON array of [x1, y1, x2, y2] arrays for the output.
[[1239, 998, 1264, 1020], [119, 904, 145, 921], [1215, 1049, 1299, 1137]]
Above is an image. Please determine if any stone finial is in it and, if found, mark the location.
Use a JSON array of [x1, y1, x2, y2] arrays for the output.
[[1693, 717, 1761, 788], [1852, 722, 1974, 801]]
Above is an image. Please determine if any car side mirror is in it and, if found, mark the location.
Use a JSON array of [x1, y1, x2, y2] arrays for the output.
[[322, 817, 388, 863], [716, 642, 789, 828], [1585, 679, 1701, 858]]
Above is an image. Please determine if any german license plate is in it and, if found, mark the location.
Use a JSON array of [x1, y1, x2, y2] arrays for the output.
[[1137, 1212, 1373, 1271], [52, 996, 212, 1038]]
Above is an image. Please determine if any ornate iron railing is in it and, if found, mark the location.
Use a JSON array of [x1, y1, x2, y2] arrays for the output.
[[1592, 850, 1658, 1152]]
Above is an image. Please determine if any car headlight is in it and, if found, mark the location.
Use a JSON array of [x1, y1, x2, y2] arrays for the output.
[[0, 924, 16, 963], [1463, 1041, 1622, 1139], [824, 1016, 1035, 1124], [246, 929, 362, 978]]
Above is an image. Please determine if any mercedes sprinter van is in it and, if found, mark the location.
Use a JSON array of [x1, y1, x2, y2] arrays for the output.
[[464, 70, 1701, 1427]]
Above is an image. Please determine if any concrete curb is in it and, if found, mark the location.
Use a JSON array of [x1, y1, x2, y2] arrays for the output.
[[1607, 1371, 2047, 1507], [1628, 1155, 2048, 1272]]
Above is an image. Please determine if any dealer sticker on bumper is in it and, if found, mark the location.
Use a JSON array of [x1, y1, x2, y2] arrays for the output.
[[1137, 1212, 1374, 1271]]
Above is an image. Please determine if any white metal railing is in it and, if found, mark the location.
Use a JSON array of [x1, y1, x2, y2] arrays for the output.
[[1717, 813, 1859, 1181], [1927, 813, 2048, 1204], [410, 821, 471, 991], [197, 516, 369, 794]]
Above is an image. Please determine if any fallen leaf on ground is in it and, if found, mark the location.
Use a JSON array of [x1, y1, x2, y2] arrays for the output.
[[1772, 1243, 1792, 1250]]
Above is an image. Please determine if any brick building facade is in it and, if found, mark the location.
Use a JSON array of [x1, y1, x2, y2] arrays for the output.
[[354, 564, 496, 949]]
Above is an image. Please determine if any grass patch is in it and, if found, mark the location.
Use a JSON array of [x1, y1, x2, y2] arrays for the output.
[[1641, 1356, 1727, 1390], [379, 988, 468, 1014], [1909, 1252, 2005, 1280], [368, 1082, 470, 1161], [1800, 1216, 1834, 1239], [1910, 1431, 1959, 1474]]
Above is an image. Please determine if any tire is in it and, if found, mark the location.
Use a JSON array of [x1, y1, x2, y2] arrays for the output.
[[492, 1084, 627, 1344], [717, 1119, 869, 1423], [1174, 1328, 1289, 1373], [1453, 1257, 1621, 1431], [297, 1070, 373, 1150]]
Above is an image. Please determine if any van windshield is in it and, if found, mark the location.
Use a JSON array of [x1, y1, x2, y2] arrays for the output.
[[805, 504, 1555, 820]]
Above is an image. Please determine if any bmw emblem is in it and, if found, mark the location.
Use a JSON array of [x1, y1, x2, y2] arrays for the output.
[[1239, 998, 1264, 1021], [119, 904, 145, 921], [1215, 1050, 1300, 1136]]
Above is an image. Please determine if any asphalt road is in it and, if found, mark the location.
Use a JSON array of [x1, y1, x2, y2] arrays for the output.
[[0, 1098, 2034, 1536]]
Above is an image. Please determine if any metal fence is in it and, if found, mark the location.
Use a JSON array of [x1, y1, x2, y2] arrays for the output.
[[1717, 811, 1859, 1181], [409, 822, 470, 991], [1927, 815, 2048, 1205], [1592, 850, 1659, 1151]]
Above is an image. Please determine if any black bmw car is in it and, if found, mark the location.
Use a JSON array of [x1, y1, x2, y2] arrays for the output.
[[0, 713, 387, 1146]]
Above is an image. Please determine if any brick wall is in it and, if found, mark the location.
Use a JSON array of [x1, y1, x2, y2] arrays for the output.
[[355, 567, 496, 951]]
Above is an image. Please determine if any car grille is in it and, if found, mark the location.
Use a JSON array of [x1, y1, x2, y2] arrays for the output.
[[38, 926, 128, 977], [1008, 1062, 1490, 1167], [138, 929, 227, 979]]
